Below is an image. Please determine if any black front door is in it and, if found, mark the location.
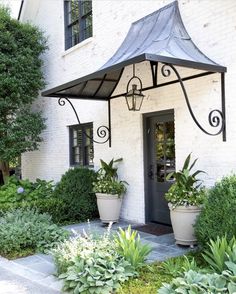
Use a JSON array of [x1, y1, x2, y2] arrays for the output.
[[144, 110, 175, 225]]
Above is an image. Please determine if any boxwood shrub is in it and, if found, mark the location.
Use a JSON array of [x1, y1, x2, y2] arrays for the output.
[[53, 167, 98, 222], [195, 175, 236, 247]]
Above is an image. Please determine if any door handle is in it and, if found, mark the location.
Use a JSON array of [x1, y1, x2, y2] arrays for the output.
[[148, 165, 154, 180]]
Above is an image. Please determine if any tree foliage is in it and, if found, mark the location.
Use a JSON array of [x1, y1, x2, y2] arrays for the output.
[[0, 7, 47, 180]]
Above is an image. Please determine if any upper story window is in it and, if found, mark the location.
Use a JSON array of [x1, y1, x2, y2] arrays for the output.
[[64, 0, 92, 50], [69, 123, 94, 167]]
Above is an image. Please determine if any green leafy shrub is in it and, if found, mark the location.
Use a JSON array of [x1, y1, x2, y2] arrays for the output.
[[0, 196, 67, 223], [202, 236, 236, 273], [51, 226, 137, 294], [0, 176, 67, 223], [53, 167, 98, 222], [0, 175, 54, 203], [195, 175, 236, 247], [0, 208, 69, 257], [114, 225, 152, 269]]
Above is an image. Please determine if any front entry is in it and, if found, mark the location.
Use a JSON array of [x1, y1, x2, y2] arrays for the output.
[[144, 110, 175, 225]]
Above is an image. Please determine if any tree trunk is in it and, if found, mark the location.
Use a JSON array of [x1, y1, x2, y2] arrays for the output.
[[0, 160, 10, 184]]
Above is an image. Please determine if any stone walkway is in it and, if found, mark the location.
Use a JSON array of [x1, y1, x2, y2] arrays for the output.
[[0, 220, 191, 293]]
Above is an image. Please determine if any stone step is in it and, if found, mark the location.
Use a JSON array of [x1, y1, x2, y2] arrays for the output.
[[0, 256, 63, 293]]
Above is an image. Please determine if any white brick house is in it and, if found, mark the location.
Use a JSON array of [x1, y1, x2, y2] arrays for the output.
[[20, 0, 236, 224]]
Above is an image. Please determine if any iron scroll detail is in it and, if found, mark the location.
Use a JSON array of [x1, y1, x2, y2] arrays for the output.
[[161, 64, 225, 136], [58, 97, 110, 144]]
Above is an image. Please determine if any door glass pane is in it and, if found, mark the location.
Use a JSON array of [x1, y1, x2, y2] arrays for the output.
[[155, 120, 175, 182], [156, 122, 164, 142]]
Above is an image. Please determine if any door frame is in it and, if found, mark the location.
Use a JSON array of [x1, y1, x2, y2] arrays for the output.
[[143, 109, 175, 223]]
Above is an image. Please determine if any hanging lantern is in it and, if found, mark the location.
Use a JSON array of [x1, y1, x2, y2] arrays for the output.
[[125, 64, 145, 111]]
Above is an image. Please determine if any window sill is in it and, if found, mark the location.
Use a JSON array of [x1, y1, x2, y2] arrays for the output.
[[62, 37, 94, 57], [70, 164, 94, 169]]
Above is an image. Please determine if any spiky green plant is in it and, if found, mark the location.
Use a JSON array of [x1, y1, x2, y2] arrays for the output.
[[114, 226, 152, 269], [202, 236, 236, 273]]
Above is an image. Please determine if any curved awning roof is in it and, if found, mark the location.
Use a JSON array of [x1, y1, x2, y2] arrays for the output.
[[42, 1, 226, 100]]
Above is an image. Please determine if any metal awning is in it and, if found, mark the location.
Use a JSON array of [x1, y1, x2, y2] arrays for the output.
[[42, 1, 227, 145], [42, 1, 226, 100]]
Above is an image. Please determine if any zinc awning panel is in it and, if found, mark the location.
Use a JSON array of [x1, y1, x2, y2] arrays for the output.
[[42, 1, 226, 100]]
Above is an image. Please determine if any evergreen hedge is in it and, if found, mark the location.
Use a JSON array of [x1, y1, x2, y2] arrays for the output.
[[195, 175, 236, 247], [53, 167, 98, 222]]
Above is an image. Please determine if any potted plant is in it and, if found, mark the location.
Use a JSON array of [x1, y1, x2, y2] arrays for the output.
[[165, 153, 205, 247], [93, 158, 127, 223]]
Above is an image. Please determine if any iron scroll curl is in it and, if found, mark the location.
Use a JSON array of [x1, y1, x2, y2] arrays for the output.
[[161, 64, 224, 136], [58, 97, 110, 144]]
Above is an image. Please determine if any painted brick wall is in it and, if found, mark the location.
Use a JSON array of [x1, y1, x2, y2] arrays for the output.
[[21, 0, 236, 223]]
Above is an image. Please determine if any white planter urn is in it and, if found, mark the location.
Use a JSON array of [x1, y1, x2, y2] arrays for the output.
[[96, 193, 122, 223], [168, 203, 201, 246]]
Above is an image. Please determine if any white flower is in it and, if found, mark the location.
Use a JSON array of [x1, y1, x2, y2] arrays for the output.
[[17, 187, 24, 194]]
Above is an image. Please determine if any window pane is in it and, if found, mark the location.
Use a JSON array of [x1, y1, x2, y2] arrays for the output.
[[72, 24, 80, 46], [70, 124, 94, 166], [84, 126, 94, 165], [155, 120, 175, 182], [81, 1, 92, 16], [65, 0, 93, 49], [83, 14, 92, 39], [156, 122, 164, 142]]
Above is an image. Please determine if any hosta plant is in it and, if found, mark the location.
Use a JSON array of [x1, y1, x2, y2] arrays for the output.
[[60, 250, 135, 294], [52, 225, 140, 294], [158, 268, 236, 294]]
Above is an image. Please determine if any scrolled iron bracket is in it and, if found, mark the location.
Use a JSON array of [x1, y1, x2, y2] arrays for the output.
[[58, 97, 110, 145], [161, 64, 226, 139]]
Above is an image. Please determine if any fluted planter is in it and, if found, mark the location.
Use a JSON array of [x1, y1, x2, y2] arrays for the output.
[[96, 193, 123, 223], [168, 203, 201, 246]]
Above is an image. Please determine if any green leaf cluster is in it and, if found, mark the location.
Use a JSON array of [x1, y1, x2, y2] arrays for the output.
[[159, 268, 236, 294], [0, 197, 67, 224], [53, 167, 98, 222], [93, 176, 127, 196], [114, 225, 152, 269], [51, 226, 139, 293], [165, 153, 205, 207], [0, 7, 47, 163], [0, 208, 69, 257], [93, 158, 127, 196], [0, 175, 70, 223], [195, 175, 236, 247], [99, 158, 123, 180], [202, 236, 236, 273], [160, 255, 199, 278], [0, 175, 54, 203], [158, 237, 236, 293]]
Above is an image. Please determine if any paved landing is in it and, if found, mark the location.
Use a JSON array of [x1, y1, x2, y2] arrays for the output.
[[0, 220, 192, 293]]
